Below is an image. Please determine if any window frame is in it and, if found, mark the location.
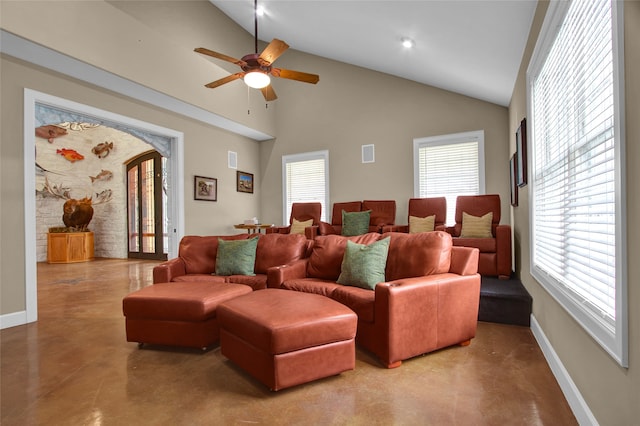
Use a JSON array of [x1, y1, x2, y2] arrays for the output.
[[413, 130, 486, 225], [281, 150, 330, 225], [526, 0, 627, 367]]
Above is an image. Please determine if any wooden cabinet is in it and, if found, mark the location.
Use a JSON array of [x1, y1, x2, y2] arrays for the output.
[[47, 232, 94, 263]]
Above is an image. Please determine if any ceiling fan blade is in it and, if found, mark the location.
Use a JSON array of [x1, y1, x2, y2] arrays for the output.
[[272, 68, 320, 84], [258, 39, 289, 66], [261, 85, 277, 101], [204, 72, 245, 89], [195, 47, 247, 67]]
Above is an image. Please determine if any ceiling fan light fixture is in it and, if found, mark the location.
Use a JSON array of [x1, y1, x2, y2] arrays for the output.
[[244, 71, 271, 89], [401, 37, 415, 48]]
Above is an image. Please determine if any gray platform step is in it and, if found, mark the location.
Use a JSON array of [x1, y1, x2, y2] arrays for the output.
[[479, 275, 532, 327]]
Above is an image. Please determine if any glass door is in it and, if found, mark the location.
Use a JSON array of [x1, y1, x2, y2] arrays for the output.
[[127, 151, 167, 260]]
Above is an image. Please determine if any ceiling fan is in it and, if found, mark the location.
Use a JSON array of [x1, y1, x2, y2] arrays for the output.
[[195, 0, 319, 101]]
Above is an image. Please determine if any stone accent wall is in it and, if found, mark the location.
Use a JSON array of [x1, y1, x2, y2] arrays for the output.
[[36, 124, 152, 261]]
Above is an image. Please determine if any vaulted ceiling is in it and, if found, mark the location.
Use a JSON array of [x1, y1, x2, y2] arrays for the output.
[[210, 0, 538, 107]]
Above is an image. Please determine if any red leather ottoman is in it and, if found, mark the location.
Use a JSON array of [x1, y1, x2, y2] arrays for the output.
[[217, 289, 357, 391], [122, 282, 252, 350]]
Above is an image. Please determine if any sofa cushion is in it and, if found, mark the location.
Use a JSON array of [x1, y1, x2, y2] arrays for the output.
[[254, 233, 308, 274], [307, 233, 382, 280], [409, 215, 435, 233], [290, 218, 313, 234], [331, 286, 375, 323], [341, 210, 371, 236], [281, 278, 343, 297], [215, 237, 258, 276], [460, 212, 493, 238], [337, 237, 390, 290], [384, 231, 453, 281], [179, 234, 249, 275]]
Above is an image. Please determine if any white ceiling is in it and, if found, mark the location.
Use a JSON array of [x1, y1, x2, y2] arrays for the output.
[[210, 0, 537, 107]]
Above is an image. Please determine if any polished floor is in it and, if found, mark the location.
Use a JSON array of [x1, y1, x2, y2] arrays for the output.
[[1, 259, 577, 425]]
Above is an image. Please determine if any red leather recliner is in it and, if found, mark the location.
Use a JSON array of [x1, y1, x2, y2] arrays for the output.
[[383, 197, 447, 233], [266, 202, 322, 238], [310, 200, 396, 237], [446, 194, 512, 279]]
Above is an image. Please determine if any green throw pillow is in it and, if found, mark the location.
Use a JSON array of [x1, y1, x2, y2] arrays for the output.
[[337, 237, 390, 290], [341, 210, 371, 236], [215, 237, 258, 276]]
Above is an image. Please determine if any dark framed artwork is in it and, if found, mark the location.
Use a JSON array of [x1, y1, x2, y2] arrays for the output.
[[510, 153, 518, 207], [194, 175, 217, 201], [236, 171, 254, 194], [516, 117, 527, 187]]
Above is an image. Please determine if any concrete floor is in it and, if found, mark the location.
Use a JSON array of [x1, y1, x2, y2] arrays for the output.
[[1, 258, 577, 425]]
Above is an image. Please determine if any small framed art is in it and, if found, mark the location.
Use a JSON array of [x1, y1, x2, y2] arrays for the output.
[[510, 154, 518, 207], [194, 175, 217, 201], [237, 171, 254, 194], [516, 117, 527, 187]]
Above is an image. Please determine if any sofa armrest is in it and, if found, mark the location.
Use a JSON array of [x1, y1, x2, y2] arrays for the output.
[[373, 273, 480, 367], [266, 225, 291, 234], [444, 225, 458, 236], [266, 258, 309, 288], [318, 221, 339, 236], [381, 225, 408, 233], [153, 257, 186, 283], [495, 224, 512, 278], [305, 225, 318, 240], [449, 246, 479, 276]]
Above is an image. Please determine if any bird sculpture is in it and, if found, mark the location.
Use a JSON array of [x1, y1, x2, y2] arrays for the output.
[[62, 198, 94, 230]]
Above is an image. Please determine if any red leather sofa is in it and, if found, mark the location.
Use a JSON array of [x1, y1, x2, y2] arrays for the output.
[[126, 230, 479, 368], [268, 231, 481, 368]]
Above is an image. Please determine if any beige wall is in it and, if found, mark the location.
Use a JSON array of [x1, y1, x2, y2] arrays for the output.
[[509, 1, 640, 424], [259, 51, 510, 226]]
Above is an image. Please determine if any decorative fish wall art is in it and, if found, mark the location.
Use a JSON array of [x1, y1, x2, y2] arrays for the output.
[[90, 169, 113, 183], [92, 141, 114, 159], [56, 148, 84, 163], [35, 125, 68, 143]]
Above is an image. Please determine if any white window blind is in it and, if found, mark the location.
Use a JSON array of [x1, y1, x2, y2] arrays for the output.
[[528, 0, 626, 365], [282, 151, 329, 224], [413, 131, 485, 224]]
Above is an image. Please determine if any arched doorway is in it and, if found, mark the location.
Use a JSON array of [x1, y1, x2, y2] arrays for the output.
[[126, 151, 168, 260]]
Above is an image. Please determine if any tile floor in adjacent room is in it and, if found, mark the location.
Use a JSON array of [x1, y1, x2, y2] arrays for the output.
[[1, 259, 577, 425]]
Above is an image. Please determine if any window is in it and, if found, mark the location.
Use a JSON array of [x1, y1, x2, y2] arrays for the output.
[[413, 130, 485, 224], [282, 150, 329, 224], [528, 0, 626, 366]]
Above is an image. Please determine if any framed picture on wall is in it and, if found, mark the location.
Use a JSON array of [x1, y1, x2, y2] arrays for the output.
[[516, 117, 527, 187], [194, 175, 217, 201], [510, 154, 518, 207], [237, 171, 254, 194]]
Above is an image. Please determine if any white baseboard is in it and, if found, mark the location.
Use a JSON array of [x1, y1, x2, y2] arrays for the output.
[[530, 314, 599, 426], [0, 310, 27, 330]]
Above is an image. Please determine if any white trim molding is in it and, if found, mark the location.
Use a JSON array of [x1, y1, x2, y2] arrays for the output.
[[530, 315, 599, 426]]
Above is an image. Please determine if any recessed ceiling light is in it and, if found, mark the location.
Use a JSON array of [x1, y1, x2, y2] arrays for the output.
[[401, 37, 415, 49], [256, 6, 265, 16]]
